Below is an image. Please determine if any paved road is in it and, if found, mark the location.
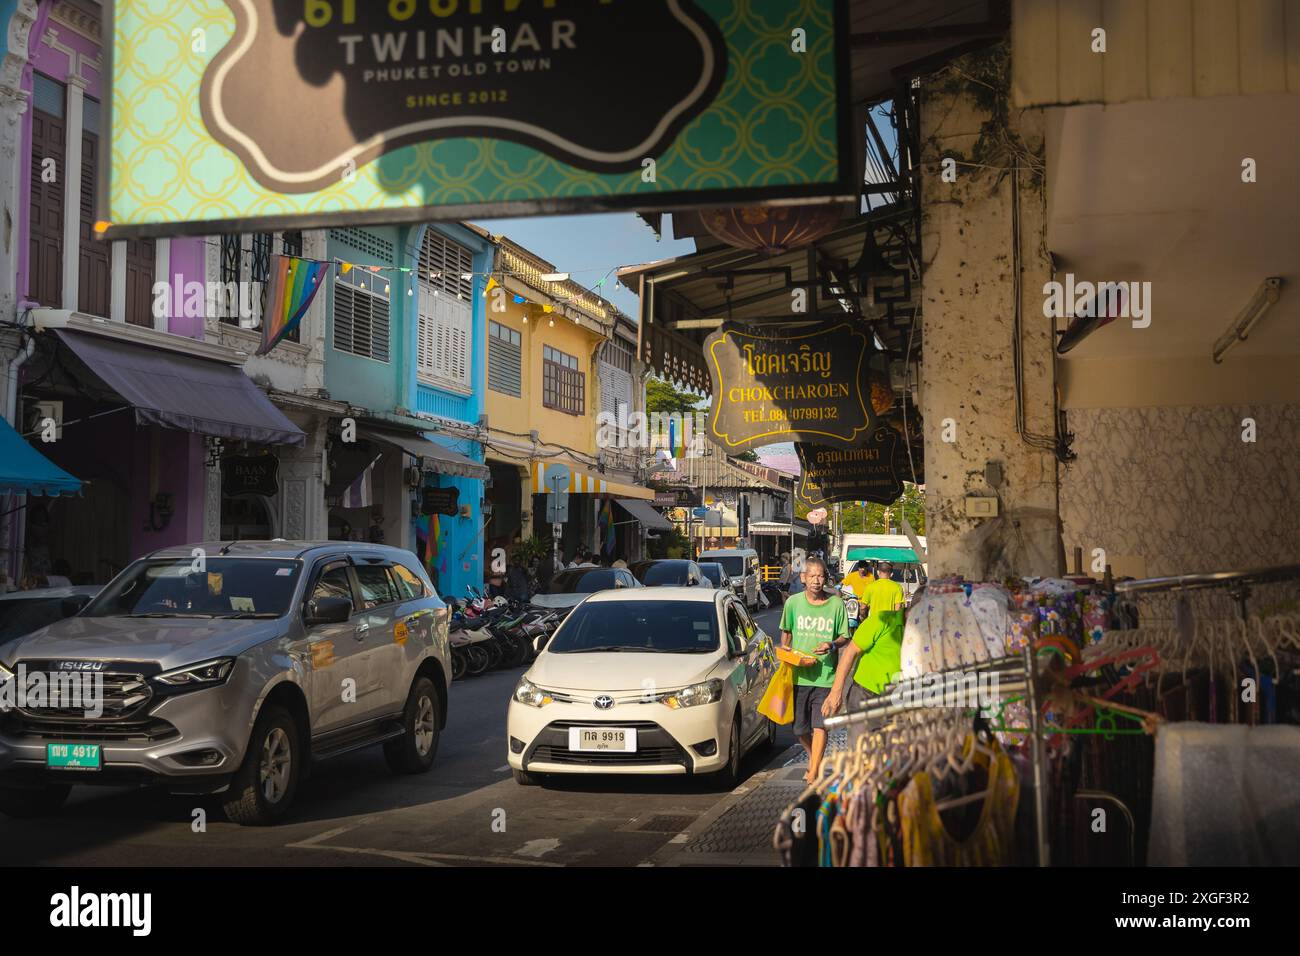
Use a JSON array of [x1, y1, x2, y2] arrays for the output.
[[0, 604, 794, 866]]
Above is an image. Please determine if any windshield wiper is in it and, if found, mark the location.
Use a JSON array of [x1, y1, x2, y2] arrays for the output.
[[216, 612, 277, 619], [125, 612, 216, 618]]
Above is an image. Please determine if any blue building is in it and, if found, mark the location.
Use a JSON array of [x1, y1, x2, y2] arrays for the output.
[[322, 222, 491, 600]]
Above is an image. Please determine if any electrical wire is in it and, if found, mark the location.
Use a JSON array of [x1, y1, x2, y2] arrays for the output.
[[1010, 166, 1059, 454]]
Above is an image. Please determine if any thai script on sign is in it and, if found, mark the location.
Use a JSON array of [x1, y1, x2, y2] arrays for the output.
[[742, 343, 833, 379]]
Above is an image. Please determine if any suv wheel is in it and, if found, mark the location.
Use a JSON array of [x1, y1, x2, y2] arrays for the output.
[[222, 706, 301, 826], [0, 783, 71, 818], [384, 676, 441, 774]]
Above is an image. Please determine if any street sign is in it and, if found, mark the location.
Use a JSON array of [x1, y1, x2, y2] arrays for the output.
[[102, 1, 853, 238], [544, 464, 570, 523]]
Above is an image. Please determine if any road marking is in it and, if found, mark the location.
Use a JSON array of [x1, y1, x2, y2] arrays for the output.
[[669, 832, 689, 844], [515, 838, 561, 858], [288, 837, 563, 868], [494, 765, 510, 772], [286, 823, 365, 848]]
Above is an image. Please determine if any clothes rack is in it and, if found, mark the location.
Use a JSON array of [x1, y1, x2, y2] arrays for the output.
[[823, 647, 1052, 866], [1115, 562, 1300, 623]]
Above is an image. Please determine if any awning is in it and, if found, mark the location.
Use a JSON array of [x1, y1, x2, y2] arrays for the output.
[[0, 418, 81, 496], [615, 498, 672, 532], [749, 520, 810, 538], [360, 426, 489, 482], [529, 461, 654, 501], [846, 546, 919, 563], [55, 329, 305, 446]]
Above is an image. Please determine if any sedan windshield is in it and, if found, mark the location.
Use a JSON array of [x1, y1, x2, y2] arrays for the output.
[[634, 562, 693, 586], [546, 569, 620, 594], [708, 556, 746, 577], [547, 600, 718, 654], [83, 558, 303, 619], [0, 597, 70, 642]]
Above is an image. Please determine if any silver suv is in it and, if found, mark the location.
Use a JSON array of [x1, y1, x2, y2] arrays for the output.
[[0, 541, 451, 825]]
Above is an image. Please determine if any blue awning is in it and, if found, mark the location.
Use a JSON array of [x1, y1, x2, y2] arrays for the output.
[[0, 417, 81, 496]]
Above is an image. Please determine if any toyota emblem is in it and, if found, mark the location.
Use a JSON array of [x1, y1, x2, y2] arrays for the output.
[[594, 695, 615, 710]]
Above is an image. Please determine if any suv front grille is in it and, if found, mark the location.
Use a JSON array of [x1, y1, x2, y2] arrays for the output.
[[4, 714, 179, 742], [13, 668, 154, 721]]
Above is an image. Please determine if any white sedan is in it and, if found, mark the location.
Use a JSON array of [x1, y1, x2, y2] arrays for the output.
[[506, 587, 779, 786]]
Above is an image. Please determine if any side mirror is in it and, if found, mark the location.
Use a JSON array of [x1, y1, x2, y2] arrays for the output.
[[61, 594, 92, 617], [305, 595, 352, 626]]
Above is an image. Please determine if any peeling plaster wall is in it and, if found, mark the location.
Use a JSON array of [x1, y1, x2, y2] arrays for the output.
[[1060, 404, 1300, 579], [918, 52, 1062, 579]]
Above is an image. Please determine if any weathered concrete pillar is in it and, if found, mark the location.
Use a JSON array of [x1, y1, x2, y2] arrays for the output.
[[918, 46, 1062, 579]]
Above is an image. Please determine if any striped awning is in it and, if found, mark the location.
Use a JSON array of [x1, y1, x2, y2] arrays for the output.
[[530, 462, 654, 501]]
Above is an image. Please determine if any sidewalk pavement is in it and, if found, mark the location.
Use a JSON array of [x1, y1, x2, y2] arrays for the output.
[[648, 728, 849, 866]]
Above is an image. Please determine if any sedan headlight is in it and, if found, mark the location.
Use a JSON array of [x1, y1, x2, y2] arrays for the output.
[[659, 679, 724, 710], [151, 658, 236, 690], [513, 677, 554, 708]]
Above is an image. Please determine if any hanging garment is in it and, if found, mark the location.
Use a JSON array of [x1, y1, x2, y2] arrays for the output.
[[1147, 722, 1300, 865], [969, 584, 1016, 659], [896, 739, 1020, 866]]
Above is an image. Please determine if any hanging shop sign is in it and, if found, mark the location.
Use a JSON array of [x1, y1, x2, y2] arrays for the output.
[[705, 322, 875, 451], [421, 486, 461, 517], [653, 492, 679, 508], [795, 428, 903, 508], [222, 454, 280, 498], [102, 0, 853, 239]]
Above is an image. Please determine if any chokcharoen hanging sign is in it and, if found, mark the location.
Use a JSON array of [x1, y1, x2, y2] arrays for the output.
[[102, 0, 854, 239], [795, 428, 903, 508], [704, 322, 874, 450]]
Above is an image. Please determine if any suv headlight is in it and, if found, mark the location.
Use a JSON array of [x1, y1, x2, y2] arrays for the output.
[[513, 677, 553, 708], [151, 658, 236, 690], [659, 679, 723, 709]]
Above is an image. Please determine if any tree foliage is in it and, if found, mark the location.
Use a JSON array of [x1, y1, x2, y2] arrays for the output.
[[645, 378, 705, 415]]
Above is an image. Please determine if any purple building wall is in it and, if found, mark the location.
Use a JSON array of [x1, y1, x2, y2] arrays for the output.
[[12, 7, 214, 575]]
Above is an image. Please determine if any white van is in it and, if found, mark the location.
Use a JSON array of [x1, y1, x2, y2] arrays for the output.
[[699, 548, 760, 610], [838, 533, 929, 603]]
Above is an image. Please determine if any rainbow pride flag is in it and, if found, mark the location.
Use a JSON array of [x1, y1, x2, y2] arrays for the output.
[[257, 255, 329, 356]]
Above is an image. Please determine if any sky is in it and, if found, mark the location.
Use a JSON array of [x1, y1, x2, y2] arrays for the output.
[[473, 212, 694, 317]]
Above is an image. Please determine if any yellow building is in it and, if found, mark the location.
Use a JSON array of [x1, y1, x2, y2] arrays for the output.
[[476, 232, 652, 568]]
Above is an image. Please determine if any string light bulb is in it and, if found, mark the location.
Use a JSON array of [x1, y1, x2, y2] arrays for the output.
[[384, 282, 391, 294], [548, 317, 554, 327]]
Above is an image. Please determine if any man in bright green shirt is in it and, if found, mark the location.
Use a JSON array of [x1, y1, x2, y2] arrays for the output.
[[779, 555, 849, 784], [823, 562, 906, 729]]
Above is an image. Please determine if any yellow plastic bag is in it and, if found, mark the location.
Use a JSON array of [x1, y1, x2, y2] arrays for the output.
[[757, 662, 795, 725]]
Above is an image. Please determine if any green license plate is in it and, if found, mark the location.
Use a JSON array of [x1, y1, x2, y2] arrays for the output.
[[46, 743, 101, 770]]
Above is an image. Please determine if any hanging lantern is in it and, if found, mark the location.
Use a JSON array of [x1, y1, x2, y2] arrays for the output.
[[697, 202, 848, 254]]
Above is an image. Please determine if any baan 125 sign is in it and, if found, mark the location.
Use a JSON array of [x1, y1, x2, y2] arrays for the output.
[[102, 0, 853, 238]]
